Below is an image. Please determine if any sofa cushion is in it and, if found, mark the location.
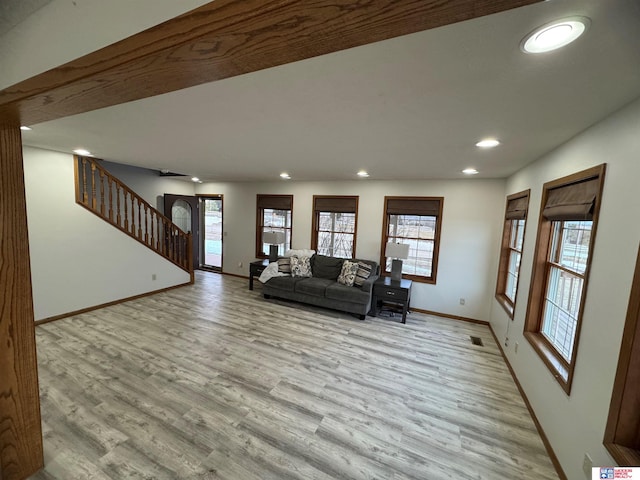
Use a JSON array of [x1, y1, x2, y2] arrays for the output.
[[295, 277, 334, 297], [325, 283, 370, 304], [337, 260, 359, 286], [291, 255, 313, 277], [312, 255, 344, 280], [265, 276, 305, 292]]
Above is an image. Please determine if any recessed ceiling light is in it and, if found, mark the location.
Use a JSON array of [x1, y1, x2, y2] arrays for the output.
[[191, 177, 200, 182], [357, 170, 370, 177], [20, 126, 32, 131], [280, 173, 291, 180], [521, 17, 589, 54], [476, 139, 500, 148], [462, 168, 479, 175], [73, 148, 92, 156]]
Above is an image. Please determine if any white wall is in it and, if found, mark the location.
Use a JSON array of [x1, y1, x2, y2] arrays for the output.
[[490, 96, 640, 479], [100, 160, 195, 215], [24, 147, 191, 321], [0, 0, 211, 89], [196, 178, 506, 321], [25, 146, 506, 321]]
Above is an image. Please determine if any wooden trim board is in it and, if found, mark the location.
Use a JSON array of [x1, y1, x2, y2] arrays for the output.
[[0, 126, 43, 479], [488, 325, 568, 480], [410, 307, 489, 326], [0, 0, 541, 127], [35, 281, 192, 326]]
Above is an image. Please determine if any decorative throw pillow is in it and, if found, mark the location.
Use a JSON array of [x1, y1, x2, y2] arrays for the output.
[[353, 261, 373, 287], [337, 260, 359, 286], [277, 257, 291, 274], [290, 255, 312, 277]]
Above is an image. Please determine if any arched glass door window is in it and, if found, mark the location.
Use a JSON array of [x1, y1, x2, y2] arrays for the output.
[[172, 200, 191, 233]]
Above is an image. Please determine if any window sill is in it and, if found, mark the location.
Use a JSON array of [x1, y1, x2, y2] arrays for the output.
[[382, 272, 435, 284], [524, 332, 572, 394], [495, 294, 515, 319]]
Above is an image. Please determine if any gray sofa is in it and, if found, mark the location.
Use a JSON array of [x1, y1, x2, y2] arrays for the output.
[[263, 254, 380, 319]]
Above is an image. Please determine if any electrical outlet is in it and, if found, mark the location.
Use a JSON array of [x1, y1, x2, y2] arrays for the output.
[[151, 274, 157, 281], [515, 341, 519, 354], [582, 453, 592, 478], [238, 262, 243, 268], [459, 298, 465, 305], [504, 337, 509, 347]]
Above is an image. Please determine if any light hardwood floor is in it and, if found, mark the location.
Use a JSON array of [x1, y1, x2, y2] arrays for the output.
[[29, 271, 558, 480]]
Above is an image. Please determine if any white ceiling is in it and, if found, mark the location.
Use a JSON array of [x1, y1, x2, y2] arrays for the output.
[[0, 0, 52, 36], [18, 0, 640, 182]]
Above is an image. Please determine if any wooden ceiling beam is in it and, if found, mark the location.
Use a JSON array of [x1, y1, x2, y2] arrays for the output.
[[0, 0, 541, 126]]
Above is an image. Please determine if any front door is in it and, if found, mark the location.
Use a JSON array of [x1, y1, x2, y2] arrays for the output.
[[200, 196, 223, 271], [164, 194, 200, 268]]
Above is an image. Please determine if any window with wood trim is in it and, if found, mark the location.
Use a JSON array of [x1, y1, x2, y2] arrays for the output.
[[604, 244, 640, 466], [495, 190, 530, 318], [524, 164, 606, 394], [256, 194, 293, 258], [311, 196, 358, 258], [380, 197, 443, 284]]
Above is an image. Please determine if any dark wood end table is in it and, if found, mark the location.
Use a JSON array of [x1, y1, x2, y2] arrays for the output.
[[371, 277, 412, 323], [249, 259, 270, 290]]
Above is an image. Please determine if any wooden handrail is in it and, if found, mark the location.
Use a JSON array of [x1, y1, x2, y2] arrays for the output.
[[73, 155, 193, 276]]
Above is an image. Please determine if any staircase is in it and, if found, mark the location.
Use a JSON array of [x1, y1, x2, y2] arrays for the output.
[[74, 156, 193, 281]]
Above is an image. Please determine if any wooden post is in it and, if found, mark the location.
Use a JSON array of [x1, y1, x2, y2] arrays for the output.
[[90, 162, 97, 209], [99, 170, 105, 216], [81, 157, 88, 205], [144, 205, 149, 244], [0, 125, 44, 479], [73, 155, 82, 205], [149, 211, 153, 248], [123, 191, 129, 231], [137, 200, 142, 239], [187, 232, 195, 284], [116, 184, 121, 226], [107, 176, 113, 221]]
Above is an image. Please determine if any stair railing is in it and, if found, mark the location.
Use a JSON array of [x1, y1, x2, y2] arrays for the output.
[[74, 155, 193, 279]]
